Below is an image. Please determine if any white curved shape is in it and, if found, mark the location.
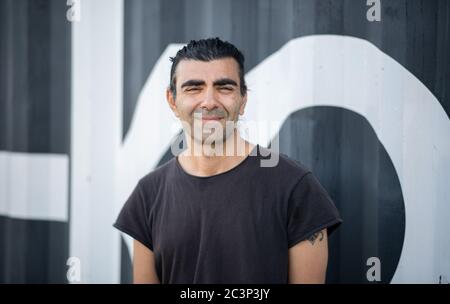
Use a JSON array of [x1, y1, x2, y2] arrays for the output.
[[242, 35, 450, 283]]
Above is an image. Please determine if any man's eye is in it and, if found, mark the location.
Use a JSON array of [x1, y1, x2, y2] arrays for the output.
[[219, 86, 233, 91], [186, 87, 200, 92]]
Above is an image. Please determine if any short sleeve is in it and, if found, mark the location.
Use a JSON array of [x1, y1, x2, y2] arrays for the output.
[[287, 172, 342, 248], [113, 181, 153, 251]]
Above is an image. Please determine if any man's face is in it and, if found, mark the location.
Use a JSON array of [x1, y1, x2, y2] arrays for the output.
[[167, 58, 247, 146]]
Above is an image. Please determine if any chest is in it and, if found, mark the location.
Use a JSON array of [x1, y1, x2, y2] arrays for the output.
[[151, 187, 286, 255]]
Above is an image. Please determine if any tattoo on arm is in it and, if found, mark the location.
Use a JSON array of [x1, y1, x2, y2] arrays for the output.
[[307, 231, 324, 245]]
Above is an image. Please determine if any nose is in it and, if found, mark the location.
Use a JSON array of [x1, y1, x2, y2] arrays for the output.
[[199, 87, 218, 111]]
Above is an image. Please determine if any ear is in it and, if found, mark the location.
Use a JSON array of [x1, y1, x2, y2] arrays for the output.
[[239, 93, 248, 116], [166, 88, 179, 117]]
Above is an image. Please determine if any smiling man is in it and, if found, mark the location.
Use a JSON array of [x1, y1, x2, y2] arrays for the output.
[[113, 38, 342, 284]]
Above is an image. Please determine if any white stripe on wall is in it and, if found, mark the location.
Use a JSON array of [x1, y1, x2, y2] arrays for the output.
[[70, 0, 123, 284], [0, 151, 68, 222]]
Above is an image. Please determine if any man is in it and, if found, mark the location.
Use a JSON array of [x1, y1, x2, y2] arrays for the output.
[[113, 38, 342, 284]]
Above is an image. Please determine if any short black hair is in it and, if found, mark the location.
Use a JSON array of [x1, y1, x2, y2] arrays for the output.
[[169, 37, 247, 97]]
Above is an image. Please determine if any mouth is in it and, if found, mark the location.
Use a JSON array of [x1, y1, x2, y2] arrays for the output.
[[200, 116, 224, 121]]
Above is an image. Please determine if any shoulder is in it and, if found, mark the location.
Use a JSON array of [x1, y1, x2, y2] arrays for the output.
[[256, 145, 311, 179], [137, 157, 177, 195]]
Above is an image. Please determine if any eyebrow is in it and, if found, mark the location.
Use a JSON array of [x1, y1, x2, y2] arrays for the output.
[[180, 79, 205, 88], [213, 78, 238, 87], [180, 78, 238, 89]]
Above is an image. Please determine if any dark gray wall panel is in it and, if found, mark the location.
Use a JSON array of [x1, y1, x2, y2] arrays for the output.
[[0, 0, 71, 154], [0, 0, 71, 283], [0, 215, 69, 283]]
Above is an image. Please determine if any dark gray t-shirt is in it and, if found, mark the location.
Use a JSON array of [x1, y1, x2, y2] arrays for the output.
[[113, 145, 342, 283]]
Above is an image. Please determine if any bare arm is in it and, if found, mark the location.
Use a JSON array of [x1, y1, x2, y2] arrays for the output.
[[133, 239, 160, 284], [288, 229, 328, 284]]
